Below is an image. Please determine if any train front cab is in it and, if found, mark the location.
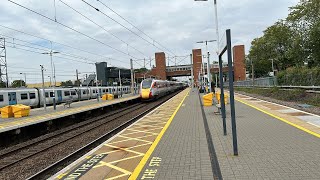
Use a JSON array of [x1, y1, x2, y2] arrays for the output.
[[141, 79, 154, 100]]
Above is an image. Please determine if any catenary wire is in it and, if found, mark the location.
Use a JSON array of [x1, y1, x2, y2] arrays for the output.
[[7, 0, 139, 60], [97, 0, 177, 56]]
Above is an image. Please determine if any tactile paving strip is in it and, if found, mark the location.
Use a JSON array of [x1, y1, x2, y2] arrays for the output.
[[54, 89, 189, 180]]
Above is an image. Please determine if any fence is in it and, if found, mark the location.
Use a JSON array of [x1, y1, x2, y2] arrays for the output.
[[226, 77, 277, 87]]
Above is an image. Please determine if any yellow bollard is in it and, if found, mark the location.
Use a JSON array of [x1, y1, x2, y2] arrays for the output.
[[203, 93, 213, 106], [0, 106, 14, 118]]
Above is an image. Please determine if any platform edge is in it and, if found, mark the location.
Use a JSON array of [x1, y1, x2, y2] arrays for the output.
[[129, 89, 190, 180], [236, 98, 320, 138]]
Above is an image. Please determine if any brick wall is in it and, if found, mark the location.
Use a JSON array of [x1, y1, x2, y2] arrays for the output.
[[154, 52, 167, 80], [192, 49, 202, 86], [233, 45, 246, 81]]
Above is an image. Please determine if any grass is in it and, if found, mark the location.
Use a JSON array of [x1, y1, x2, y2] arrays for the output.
[[235, 87, 320, 107]]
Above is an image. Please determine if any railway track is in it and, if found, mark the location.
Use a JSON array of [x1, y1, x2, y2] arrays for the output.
[[0, 90, 182, 180], [0, 102, 146, 171]]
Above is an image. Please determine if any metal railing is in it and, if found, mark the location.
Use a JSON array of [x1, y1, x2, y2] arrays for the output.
[[226, 77, 277, 87]]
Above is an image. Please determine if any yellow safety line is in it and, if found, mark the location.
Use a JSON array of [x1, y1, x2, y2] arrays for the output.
[[104, 144, 145, 156], [129, 90, 189, 180], [122, 129, 158, 136], [236, 98, 320, 138], [102, 142, 152, 155], [105, 173, 130, 180], [95, 161, 131, 175], [108, 154, 143, 164], [107, 134, 154, 145]]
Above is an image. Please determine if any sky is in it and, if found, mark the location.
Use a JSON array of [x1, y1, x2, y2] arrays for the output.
[[0, 0, 300, 84]]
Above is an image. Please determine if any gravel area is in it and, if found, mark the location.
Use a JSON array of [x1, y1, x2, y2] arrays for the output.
[[236, 91, 320, 115]]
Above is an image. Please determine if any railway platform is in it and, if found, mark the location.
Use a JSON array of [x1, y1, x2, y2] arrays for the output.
[[51, 88, 320, 180], [0, 94, 139, 134]]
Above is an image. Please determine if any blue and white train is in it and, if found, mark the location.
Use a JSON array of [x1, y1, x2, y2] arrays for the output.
[[0, 86, 133, 108]]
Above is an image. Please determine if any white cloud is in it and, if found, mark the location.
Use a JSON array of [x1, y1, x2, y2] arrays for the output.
[[0, 0, 299, 83]]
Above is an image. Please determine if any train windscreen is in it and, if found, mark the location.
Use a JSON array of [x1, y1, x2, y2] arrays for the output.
[[142, 80, 153, 89]]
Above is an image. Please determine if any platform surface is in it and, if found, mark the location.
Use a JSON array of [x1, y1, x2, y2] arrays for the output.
[[204, 92, 320, 179], [137, 89, 215, 180], [0, 94, 139, 133], [51, 89, 190, 180], [51, 89, 320, 179]]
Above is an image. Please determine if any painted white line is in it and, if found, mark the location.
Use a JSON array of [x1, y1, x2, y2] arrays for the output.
[[235, 92, 320, 118], [307, 122, 320, 128]]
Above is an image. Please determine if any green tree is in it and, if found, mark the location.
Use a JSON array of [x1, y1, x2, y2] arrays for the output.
[[11, 80, 25, 88], [135, 68, 149, 73], [0, 81, 6, 88], [287, 0, 320, 66], [60, 80, 74, 87]]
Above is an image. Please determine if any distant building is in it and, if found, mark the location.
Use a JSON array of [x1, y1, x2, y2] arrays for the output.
[[95, 62, 131, 86]]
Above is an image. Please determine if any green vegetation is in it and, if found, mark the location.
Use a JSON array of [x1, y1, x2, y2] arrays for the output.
[[247, 0, 320, 78], [277, 67, 320, 86], [11, 80, 26, 88], [60, 80, 74, 87], [235, 87, 320, 107]]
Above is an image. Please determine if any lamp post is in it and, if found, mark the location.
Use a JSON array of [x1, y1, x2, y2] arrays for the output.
[[195, 0, 220, 91], [40, 65, 46, 111], [42, 50, 59, 110], [48, 76, 52, 87], [197, 40, 216, 92], [19, 73, 27, 87]]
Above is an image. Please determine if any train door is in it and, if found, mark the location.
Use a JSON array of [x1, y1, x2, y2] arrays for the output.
[[57, 90, 62, 103], [8, 92, 17, 105], [99, 88, 102, 97]]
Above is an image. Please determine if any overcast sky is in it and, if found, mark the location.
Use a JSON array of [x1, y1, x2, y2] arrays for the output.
[[0, 0, 299, 84]]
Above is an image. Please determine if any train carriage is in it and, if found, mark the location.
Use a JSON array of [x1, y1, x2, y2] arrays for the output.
[[140, 79, 185, 100]]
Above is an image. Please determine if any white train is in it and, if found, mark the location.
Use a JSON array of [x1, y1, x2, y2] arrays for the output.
[[0, 86, 133, 108], [140, 79, 186, 100]]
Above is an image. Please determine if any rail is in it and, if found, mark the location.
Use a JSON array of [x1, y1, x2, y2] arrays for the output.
[[26, 90, 183, 180]]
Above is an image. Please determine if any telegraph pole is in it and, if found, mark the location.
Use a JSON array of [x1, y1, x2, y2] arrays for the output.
[[251, 58, 255, 86], [0, 38, 8, 87], [40, 65, 46, 111], [118, 69, 122, 97], [76, 69, 80, 101], [150, 57, 152, 68], [190, 54, 194, 88], [207, 51, 212, 92], [130, 59, 134, 94]]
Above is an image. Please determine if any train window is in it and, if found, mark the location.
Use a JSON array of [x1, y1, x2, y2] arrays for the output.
[[64, 91, 70, 96], [21, 93, 28, 100], [106, 89, 109, 93], [50, 92, 55, 97], [0, 95, 3, 102], [103, 89, 106, 93], [8, 94, 11, 101], [71, 91, 76, 95], [29, 93, 36, 99], [93, 90, 96, 93], [83, 90, 86, 95], [45, 92, 49, 98], [142, 79, 153, 89]]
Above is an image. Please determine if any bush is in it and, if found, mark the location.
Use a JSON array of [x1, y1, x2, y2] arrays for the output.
[[277, 67, 320, 86]]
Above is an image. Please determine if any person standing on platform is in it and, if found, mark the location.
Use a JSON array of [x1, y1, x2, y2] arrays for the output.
[[211, 81, 215, 94]]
